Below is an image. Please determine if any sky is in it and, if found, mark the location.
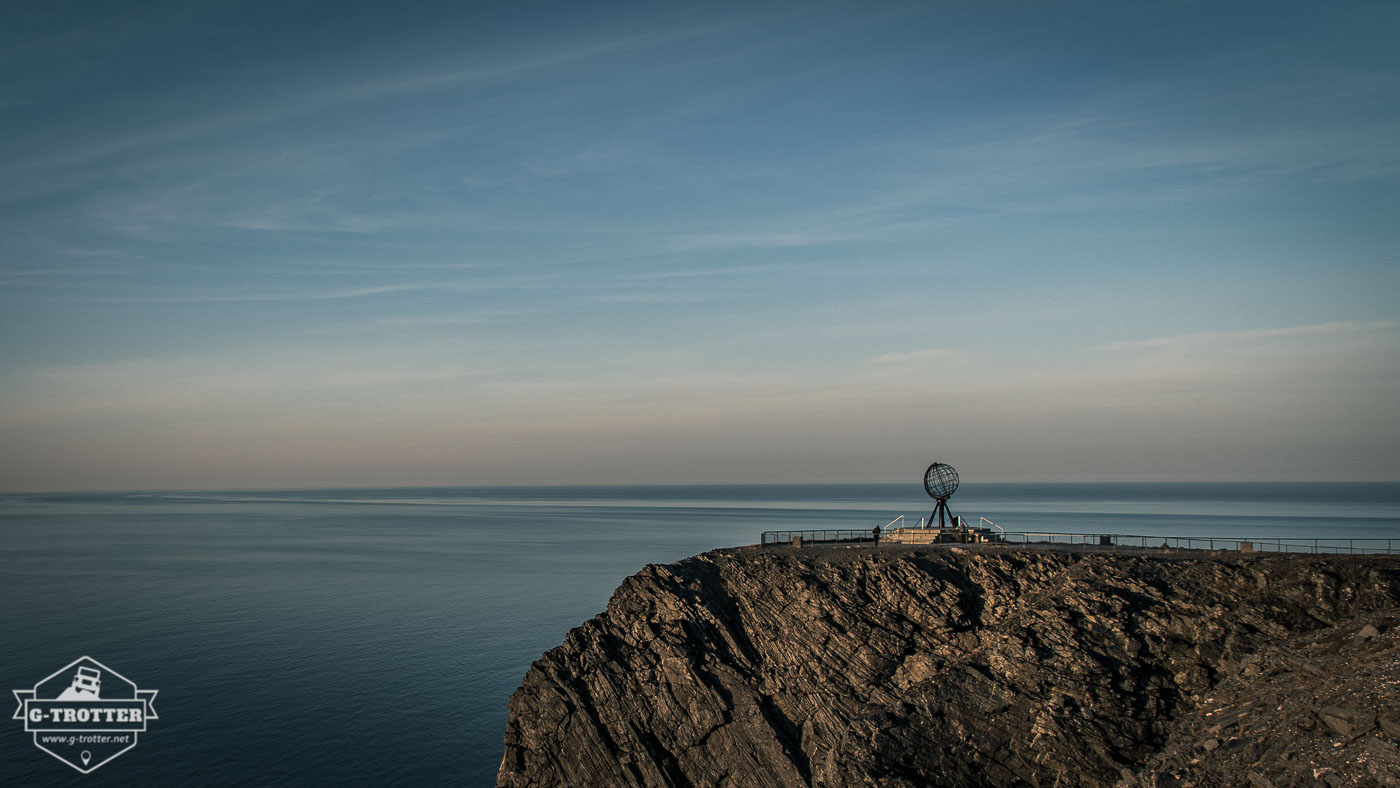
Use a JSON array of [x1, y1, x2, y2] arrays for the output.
[[1, 1, 1398, 491]]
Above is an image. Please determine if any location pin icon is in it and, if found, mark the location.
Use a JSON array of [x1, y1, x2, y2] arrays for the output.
[[81, 751, 92, 766]]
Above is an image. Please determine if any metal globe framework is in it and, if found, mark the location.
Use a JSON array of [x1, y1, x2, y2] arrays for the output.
[[923, 463, 960, 499], [923, 462, 961, 529]]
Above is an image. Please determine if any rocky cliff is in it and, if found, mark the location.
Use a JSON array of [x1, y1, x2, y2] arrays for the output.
[[498, 546, 1400, 787]]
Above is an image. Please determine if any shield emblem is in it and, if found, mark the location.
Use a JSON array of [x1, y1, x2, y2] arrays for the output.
[[12, 656, 159, 773]]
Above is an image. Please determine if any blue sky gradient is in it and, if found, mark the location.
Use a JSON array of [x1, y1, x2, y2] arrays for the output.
[[2, 1, 1398, 490]]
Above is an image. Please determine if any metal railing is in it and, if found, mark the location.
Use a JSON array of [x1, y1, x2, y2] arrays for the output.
[[761, 530, 878, 546], [760, 528, 1397, 554], [997, 533, 1396, 554]]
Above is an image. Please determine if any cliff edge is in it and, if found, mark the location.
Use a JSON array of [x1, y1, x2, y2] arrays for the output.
[[498, 546, 1400, 787]]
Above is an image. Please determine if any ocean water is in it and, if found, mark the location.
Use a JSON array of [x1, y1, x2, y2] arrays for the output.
[[2, 482, 1398, 786]]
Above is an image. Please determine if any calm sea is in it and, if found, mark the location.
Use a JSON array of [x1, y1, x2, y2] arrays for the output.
[[2, 483, 1398, 786]]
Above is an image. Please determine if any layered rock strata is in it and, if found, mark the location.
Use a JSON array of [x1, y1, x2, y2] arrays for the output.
[[498, 546, 1400, 787]]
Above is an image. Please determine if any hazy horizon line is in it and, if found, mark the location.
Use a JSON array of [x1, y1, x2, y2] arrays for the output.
[[6, 478, 1399, 496]]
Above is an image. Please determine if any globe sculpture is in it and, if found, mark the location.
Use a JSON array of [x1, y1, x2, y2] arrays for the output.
[[923, 462, 961, 529]]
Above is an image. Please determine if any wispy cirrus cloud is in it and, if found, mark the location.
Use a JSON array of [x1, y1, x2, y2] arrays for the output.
[[3, 6, 812, 180], [368, 312, 525, 329], [871, 348, 969, 364], [112, 281, 477, 304], [1104, 320, 1400, 352]]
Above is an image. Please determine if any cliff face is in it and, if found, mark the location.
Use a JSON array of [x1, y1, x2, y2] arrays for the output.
[[497, 547, 1400, 787]]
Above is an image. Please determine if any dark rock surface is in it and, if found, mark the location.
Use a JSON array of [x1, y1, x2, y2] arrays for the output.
[[497, 546, 1400, 787], [1129, 610, 1400, 788]]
